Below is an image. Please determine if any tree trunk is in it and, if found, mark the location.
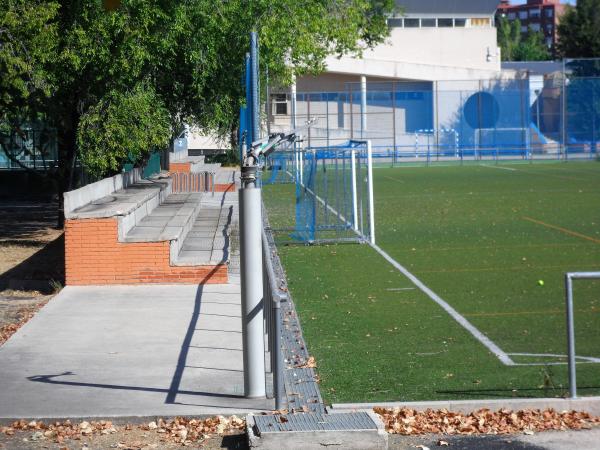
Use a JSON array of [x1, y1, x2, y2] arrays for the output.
[[55, 111, 79, 229]]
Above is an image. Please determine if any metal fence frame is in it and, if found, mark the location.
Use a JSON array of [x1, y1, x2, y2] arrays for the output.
[[170, 171, 215, 195], [262, 227, 285, 409], [565, 271, 600, 399]]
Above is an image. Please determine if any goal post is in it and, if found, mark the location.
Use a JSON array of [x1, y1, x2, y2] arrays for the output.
[[291, 140, 375, 244]]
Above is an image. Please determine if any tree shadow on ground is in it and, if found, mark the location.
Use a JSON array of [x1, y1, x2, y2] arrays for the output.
[[0, 234, 64, 293], [0, 200, 59, 242]]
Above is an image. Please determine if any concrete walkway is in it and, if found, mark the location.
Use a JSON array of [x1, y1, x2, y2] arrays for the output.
[[0, 282, 273, 419]]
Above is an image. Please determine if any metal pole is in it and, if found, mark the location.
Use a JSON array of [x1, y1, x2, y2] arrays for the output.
[[563, 271, 600, 399], [562, 59, 567, 160], [351, 149, 358, 231], [392, 82, 397, 167], [367, 140, 375, 245], [239, 166, 266, 398], [360, 76, 367, 138], [291, 77, 298, 182], [565, 273, 576, 399], [245, 53, 252, 147], [251, 32, 260, 143], [273, 295, 284, 409]]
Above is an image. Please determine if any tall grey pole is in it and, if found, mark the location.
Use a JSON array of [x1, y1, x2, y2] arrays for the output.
[[239, 165, 266, 398], [565, 274, 576, 399], [564, 271, 600, 399]]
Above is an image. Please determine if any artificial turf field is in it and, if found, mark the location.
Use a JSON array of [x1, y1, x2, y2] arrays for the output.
[[263, 161, 600, 404]]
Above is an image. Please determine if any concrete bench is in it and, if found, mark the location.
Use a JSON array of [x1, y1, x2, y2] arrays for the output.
[[63, 169, 227, 286]]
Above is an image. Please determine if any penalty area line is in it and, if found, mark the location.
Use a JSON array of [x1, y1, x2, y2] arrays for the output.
[[368, 242, 516, 366]]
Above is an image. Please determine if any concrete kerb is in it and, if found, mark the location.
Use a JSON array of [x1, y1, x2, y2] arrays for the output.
[[64, 168, 143, 215], [330, 396, 600, 416], [246, 411, 389, 450]]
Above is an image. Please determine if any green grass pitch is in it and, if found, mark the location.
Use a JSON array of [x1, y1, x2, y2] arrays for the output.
[[263, 161, 600, 404]]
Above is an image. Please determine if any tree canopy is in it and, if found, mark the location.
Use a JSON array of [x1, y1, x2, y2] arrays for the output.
[[557, 0, 600, 58], [1, 0, 394, 189], [497, 17, 550, 62]]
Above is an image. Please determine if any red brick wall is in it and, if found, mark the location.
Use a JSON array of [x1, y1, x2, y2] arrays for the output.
[[169, 162, 192, 173], [215, 183, 236, 193], [65, 218, 227, 285]]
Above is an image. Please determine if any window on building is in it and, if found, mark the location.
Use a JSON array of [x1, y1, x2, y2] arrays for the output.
[[404, 18, 419, 27], [454, 18, 466, 27], [546, 23, 553, 33], [471, 17, 491, 27], [437, 18, 453, 27], [529, 8, 541, 18], [508, 12, 516, 19], [546, 37, 553, 48], [546, 8, 554, 18], [519, 10, 528, 20], [272, 94, 288, 116], [387, 18, 403, 28], [420, 18, 436, 27], [529, 23, 541, 32], [521, 25, 528, 33]]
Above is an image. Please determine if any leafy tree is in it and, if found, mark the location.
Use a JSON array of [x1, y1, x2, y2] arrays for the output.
[[1, 0, 394, 223], [557, 0, 600, 58], [497, 16, 522, 61], [513, 29, 550, 61], [77, 84, 171, 176], [497, 17, 550, 61]]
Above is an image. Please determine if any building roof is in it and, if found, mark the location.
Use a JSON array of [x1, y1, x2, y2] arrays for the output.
[[502, 61, 563, 75], [396, 0, 499, 15]]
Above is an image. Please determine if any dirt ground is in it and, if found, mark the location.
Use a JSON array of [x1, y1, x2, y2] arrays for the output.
[[0, 428, 247, 450], [0, 198, 63, 345]]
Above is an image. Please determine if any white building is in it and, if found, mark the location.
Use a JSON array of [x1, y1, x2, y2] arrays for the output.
[[268, 0, 534, 152], [299, 0, 502, 91]]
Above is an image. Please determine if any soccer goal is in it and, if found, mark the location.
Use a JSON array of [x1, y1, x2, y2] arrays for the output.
[[292, 140, 375, 244], [262, 151, 295, 185]]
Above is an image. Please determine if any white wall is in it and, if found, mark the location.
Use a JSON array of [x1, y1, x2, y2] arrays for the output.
[[320, 26, 501, 82], [186, 126, 228, 151], [365, 27, 500, 72]]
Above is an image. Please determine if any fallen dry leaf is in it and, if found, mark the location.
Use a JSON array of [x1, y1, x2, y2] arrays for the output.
[[374, 407, 600, 436], [0, 301, 47, 346], [297, 356, 317, 368], [438, 439, 449, 446], [0, 416, 246, 445]]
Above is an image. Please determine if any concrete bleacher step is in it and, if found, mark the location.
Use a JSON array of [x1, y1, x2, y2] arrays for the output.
[[174, 199, 236, 267], [64, 168, 235, 286], [122, 193, 202, 244]]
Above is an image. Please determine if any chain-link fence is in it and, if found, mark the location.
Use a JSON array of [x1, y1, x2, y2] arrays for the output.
[[269, 61, 600, 167]]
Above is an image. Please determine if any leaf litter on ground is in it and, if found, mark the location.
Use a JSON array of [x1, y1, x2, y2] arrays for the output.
[[375, 407, 600, 435], [0, 416, 245, 446]]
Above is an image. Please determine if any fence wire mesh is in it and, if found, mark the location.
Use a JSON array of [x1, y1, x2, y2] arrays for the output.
[[262, 143, 372, 245], [269, 74, 600, 167]]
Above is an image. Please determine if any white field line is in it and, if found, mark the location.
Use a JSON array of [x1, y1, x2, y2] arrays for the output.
[[481, 165, 518, 171], [288, 168, 515, 366], [284, 167, 598, 367], [508, 353, 600, 365], [369, 241, 516, 366]]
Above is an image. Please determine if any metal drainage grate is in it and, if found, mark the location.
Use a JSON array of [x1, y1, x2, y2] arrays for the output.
[[253, 412, 377, 434]]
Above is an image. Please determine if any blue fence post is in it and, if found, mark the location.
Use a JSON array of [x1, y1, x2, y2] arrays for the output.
[[250, 32, 260, 143]]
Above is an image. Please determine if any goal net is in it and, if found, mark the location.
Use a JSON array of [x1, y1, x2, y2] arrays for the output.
[[293, 140, 375, 244]]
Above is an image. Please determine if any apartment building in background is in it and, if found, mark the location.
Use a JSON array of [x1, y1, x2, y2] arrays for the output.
[[496, 0, 567, 57]]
